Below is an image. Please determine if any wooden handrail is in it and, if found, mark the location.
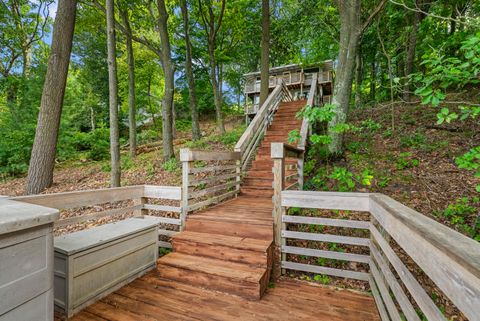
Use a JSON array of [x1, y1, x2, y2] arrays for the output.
[[235, 80, 292, 169], [274, 190, 480, 321], [298, 73, 318, 149], [11, 185, 183, 241]]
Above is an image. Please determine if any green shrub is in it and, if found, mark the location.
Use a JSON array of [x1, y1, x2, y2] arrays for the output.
[[399, 132, 426, 148], [175, 119, 192, 132], [163, 158, 179, 173], [396, 152, 420, 170], [138, 129, 160, 145], [434, 197, 480, 240]]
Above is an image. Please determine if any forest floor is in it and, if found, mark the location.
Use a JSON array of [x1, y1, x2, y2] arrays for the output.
[[0, 115, 244, 196]]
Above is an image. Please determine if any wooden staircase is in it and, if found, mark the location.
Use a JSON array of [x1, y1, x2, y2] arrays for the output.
[[156, 100, 306, 300]]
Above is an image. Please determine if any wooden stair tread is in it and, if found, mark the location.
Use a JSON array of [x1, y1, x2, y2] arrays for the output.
[[172, 231, 271, 252], [158, 253, 265, 282]]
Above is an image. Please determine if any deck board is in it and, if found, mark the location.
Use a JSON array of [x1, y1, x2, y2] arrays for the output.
[[67, 270, 380, 321]]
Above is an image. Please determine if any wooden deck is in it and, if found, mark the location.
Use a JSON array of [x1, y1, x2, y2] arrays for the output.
[[66, 270, 379, 321]]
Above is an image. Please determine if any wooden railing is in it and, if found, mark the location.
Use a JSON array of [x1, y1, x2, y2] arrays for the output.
[[180, 149, 241, 227], [270, 171, 480, 320], [244, 72, 304, 94], [235, 80, 292, 171], [12, 185, 182, 248], [271, 143, 305, 253], [298, 73, 318, 150]]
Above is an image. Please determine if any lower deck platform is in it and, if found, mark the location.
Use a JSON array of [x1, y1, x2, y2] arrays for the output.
[[62, 269, 380, 321]]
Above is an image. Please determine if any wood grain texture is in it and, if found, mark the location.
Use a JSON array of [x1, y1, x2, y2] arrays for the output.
[[69, 274, 380, 321]]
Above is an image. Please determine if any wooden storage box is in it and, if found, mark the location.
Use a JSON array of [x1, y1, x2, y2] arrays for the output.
[[0, 199, 59, 321], [53, 218, 158, 317]]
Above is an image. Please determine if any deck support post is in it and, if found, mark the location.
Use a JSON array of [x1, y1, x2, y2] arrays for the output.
[[271, 143, 286, 277]]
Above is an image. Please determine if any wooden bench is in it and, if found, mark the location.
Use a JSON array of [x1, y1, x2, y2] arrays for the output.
[[53, 217, 159, 318]]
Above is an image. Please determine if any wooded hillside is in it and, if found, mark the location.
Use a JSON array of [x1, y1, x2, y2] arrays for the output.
[[0, 0, 478, 239]]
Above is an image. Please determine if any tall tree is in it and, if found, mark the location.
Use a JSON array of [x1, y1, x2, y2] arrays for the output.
[[259, 0, 270, 106], [25, 0, 77, 194], [119, 6, 137, 157], [106, 0, 121, 186], [198, 0, 226, 135], [156, 0, 174, 160], [180, 0, 201, 141], [403, 0, 427, 102], [327, 0, 387, 155]]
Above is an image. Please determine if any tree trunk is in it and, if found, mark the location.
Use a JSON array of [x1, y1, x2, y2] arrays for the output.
[[180, 0, 201, 140], [208, 46, 225, 134], [198, 0, 226, 135], [327, 1, 361, 155], [354, 44, 362, 107], [370, 60, 376, 102], [259, 0, 270, 106], [106, 0, 121, 187], [120, 9, 137, 158], [25, 0, 77, 195], [156, 0, 174, 160], [403, 1, 421, 102]]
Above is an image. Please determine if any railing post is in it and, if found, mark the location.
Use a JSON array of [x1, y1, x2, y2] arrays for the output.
[[297, 152, 304, 190], [236, 159, 241, 195], [133, 197, 147, 217], [271, 143, 286, 277], [180, 149, 191, 231]]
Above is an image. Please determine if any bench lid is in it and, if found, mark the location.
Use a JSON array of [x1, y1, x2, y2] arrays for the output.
[[54, 217, 158, 255], [0, 199, 59, 235]]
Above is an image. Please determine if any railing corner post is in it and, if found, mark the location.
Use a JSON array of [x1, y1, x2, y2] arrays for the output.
[[180, 150, 191, 231]]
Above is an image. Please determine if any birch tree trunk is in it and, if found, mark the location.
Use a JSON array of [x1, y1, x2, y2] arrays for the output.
[[259, 0, 270, 106], [26, 0, 77, 194], [157, 0, 175, 160], [106, 0, 121, 187], [180, 0, 201, 140]]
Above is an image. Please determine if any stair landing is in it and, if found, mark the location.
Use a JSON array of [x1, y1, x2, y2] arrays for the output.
[[66, 273, 380, 321]]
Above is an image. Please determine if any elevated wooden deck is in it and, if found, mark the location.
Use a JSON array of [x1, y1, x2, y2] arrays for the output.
[[67, 271, 380, 321]]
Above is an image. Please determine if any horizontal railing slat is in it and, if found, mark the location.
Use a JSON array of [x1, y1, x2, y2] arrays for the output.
[[54, 205, 142, 227], [283, 215, 369, 229], [369, 276, 390, 321], [189, 173, 238, 187], [144, 216, 181, 226], [13, 185, 144, 209], [370, 224, 446, 321], [370, 195, 480, 320], [281, 191, 370, 211], [282, 246, 370, 263], [370, 260, 403, 321], [180, 149, 241, 162], [282, 261, 369, 281], [143, 204, 181, 213], [189, 164, 237, 174], [282, 230, 370, 247], [188, 190, 237, 212], [143, 185, 181, 200], [189, 181, 238, 199], [371, 243, 421, 321], [158, 229, 177, 237]]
